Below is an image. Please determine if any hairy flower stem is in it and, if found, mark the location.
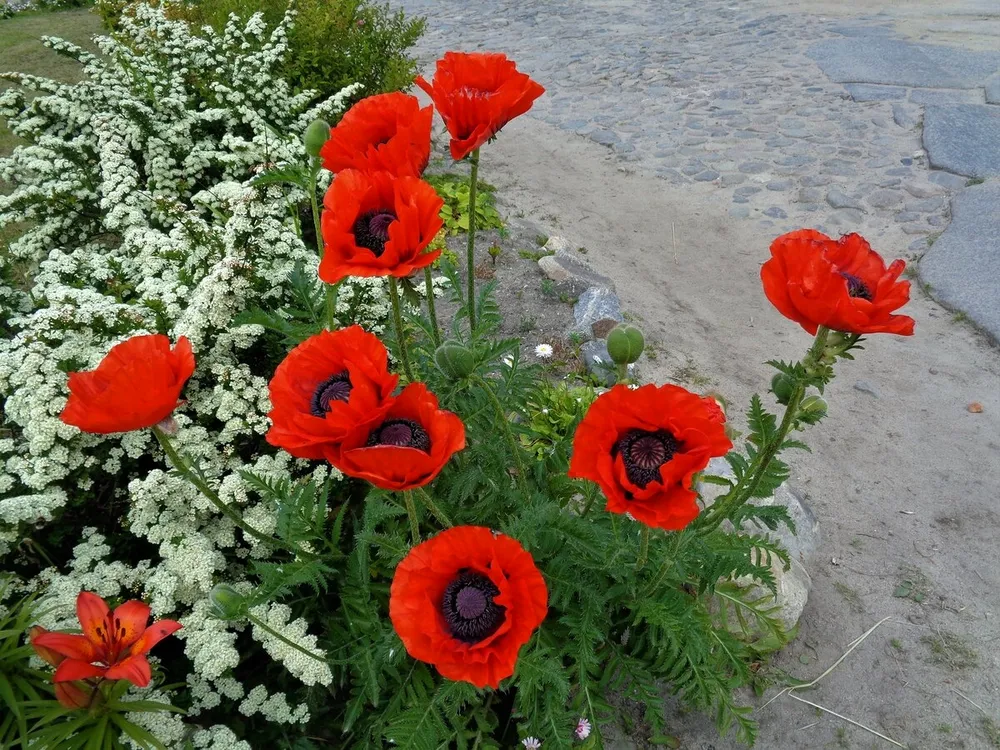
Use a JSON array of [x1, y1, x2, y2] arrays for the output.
[[388, 277, 415, 382], [579, 483, 599, 516], [465, 148, 480, 334], [417, 487, 451, 527], [308, 160, 324, 259], [423, 266, 441, 347], [474, 375, 530, 499], [698, 325, 831, 534], [247, 612, 328, 664], [636, 526, 650, 570], [152, 427, 317, 560], [403, 491, 420, 543]]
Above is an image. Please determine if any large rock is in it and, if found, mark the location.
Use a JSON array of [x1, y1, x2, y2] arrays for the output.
[[571, 286, 624, 341], [808, 38, 1000, 89], [923, 105, 1000, 178], [537, 237, 615, 297], [920, 181, 1000, 342], [580, 339, 617, 387], [735, 556, 813, 634], [699, 457, 821, 565]]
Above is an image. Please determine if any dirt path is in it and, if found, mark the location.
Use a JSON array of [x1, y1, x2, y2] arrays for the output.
[[484, 116, 1000, 749]]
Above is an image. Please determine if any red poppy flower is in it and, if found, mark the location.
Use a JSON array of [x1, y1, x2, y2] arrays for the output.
[[568, 384, 732, 531], [319, 169, 444, 284], [416, 51, 545, 160], [32, 592, 181, 688], [319, 92, 432, 177], [389, 526, 548, 689], [761, 229, 915, 336], [30, 626, 92, 709], [331, 383, 465, 490], [266, 326, 399, 461], [60, 334, 195, 434]]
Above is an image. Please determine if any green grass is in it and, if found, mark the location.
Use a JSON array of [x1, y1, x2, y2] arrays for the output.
[[1, 8, 102, 155]]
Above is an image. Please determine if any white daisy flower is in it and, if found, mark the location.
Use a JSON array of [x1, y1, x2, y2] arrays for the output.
[[522, 738, 542, 750], [535, 343, 554, 358], [574, 718, 592, 740]]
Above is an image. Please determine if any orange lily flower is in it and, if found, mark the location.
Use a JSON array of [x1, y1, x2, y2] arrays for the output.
[[32, 592, 182, 688], [29, 626, 93, 709]]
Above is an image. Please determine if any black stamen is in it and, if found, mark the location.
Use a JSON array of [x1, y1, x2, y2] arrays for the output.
[[442, 570, 506, 644], [841, 272, 873, 301], [366, 419, 431, 452], [352, 209, 397, 257], [612, 429, 680, 489], [310, 371, 352, 417]]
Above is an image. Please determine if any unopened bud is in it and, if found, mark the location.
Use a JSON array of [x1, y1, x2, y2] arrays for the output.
[[798, 395, 828, 424], [209, 583, 247, 620], [434, 341, 475, 379], [606, 325, 644, 365], [303, 119, 331, 158], [770, 373, 794, 405]]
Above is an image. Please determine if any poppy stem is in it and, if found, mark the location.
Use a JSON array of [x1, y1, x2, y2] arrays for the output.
[[423, 266, 441, 347], [246, 612, 328, 664], [636, 525, 649, 570], [325, 281, 339, 331], [388, 277, 415, 382], [473, 375, 530, 499], [465, 148, 480, 335], [697, 326, 831, 534], [580, 483, 599, 516], [308, 162, 325, 260], [402, 490, 420, 543], [152, 427, 319, 560], [417, 487, 451, 527]]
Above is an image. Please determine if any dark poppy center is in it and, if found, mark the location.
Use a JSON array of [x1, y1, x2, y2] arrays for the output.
[[366, 419, 431, 452], [352, 209, 396, 257], [613, 429, 679, 489], [310, 371, 352, 416], [442, 570, 505, 643], [840, 272, 873, 301]]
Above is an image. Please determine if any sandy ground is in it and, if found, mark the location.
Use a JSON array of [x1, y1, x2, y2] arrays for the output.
[[484, 117, 1000, 749]]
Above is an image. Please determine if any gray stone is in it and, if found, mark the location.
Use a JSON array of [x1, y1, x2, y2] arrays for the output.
[[987, 75, 1000, 105], [921, 182, 1000, 341], [542, 235, 572, 255], [895, 211, 920, 223], [902, 223, 930, 235], [802, 174, 832, 187], [853, 380, 879, 398], [693, 169, 720, 182], [826, 189, 863, 210], [729, 205, 751, 219], [766, 179, 793, 191], [923, 105, 1000, 178], [734, 186, 762, 197], [580, 339, 617, 387], [807, 38, 1000, 89], [538, 254, 615, 297], [797, 187, 824, 203], [590, 129, 619, 147], [738, 161, 769, 174], [828, 208, 865, 226], [909, 88, 984, 105], [843, 83, 906, 102], [892, 103, 921, 129], [764, 206, 787, 219], [928, 171, 970, 190], [904, 180, 946, 199], [868, 188, 903, 208], [572, 286, 623, 340], [905, 196, 946, 213]]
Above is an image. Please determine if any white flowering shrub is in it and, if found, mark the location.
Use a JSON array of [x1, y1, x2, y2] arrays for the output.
[[0, 5, 390, 745]]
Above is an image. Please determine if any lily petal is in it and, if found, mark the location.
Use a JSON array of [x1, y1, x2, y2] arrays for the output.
[[32, 632, 98, 663], [128, 619, 182, 657], [104, 654, 152, 687], [111, 600, 151, 650], [76, 591, 110, 646], [53, 659, 106, 683]]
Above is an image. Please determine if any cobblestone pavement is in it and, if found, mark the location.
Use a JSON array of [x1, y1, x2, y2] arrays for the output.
[[399, 0, 1000, 339]]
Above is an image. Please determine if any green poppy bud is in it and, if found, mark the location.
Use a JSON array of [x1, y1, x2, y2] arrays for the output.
[[798, 395, 828, 424], [209, 583, 247, 620], [606, 325, 644, 365], [434, 341, 476, 380], [770, 373, 794, 405], [303, 119, 331, 158]]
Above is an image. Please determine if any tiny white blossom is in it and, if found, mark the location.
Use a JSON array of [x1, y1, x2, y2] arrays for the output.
[[502, 355, 514, 367], [534, 343, 553, 359], [592, 355, 603, 364], [522, 738, 542, 750], [628, 383, 640, 390], [575, 717, 592, 740]]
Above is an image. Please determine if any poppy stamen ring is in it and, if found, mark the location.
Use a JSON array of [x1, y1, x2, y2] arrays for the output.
[[614, 428, 680, 489], [353, 209, 397, 257], [310, 371, 352, 416], [367, 418, 432, 452], [442, 570, 506, 644]]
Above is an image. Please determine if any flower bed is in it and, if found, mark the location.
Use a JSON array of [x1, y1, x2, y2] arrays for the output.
[[0, 8, 916, 748]]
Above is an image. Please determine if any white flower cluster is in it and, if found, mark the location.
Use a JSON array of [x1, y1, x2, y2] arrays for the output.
[[0, 4, 377, 745]]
